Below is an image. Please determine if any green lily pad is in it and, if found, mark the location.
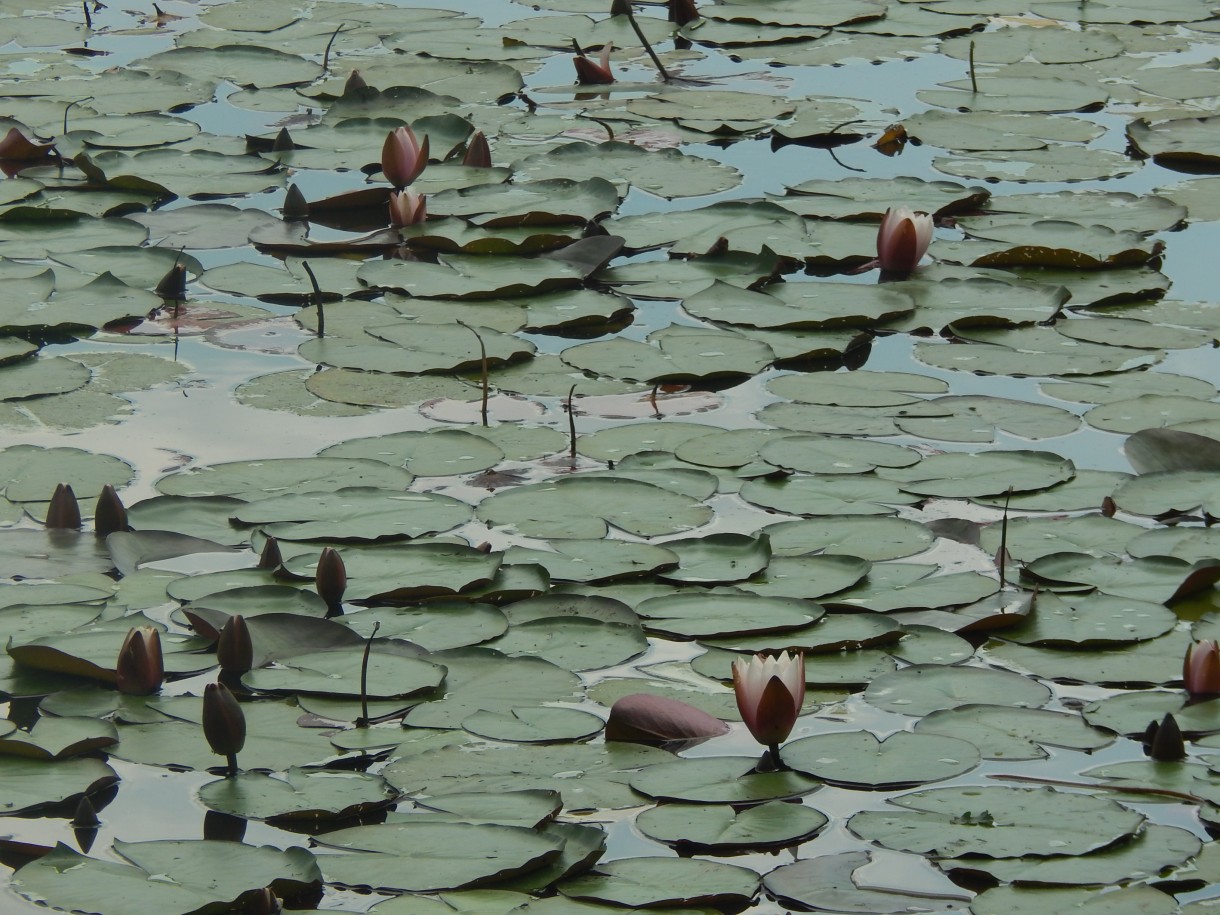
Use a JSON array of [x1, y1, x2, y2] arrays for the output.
[[630, 755, 822, 804], [197, 767, 397, 824], [914, 704, 1114, 760], [558, 857, 759, 909], [512, 142, 741, 198], [636, 800, 828, 851], [0, 756, 117, 815], [849, 785, 1145, 858], [243, 645, 445, 699], [476, 474, 712, 539], [765, 850, 971, 914], [969, 885, 1178, 915], [784, 729, 980, 789], [636, 592, 822, 640], [382, 741, 674, 811], [156, 457, 414, 500], [865, 665, 1051, 716], [878, 450, 1075, 498], [232, 487, 473, 542]]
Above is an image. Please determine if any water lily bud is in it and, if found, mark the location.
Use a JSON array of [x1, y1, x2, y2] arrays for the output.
[[116, 627, 164, 696], [732, 651, 805, 749], [282, 184, 309, 221], [271, 127, 294, 151], [242, 888, 281, 915], [381, 125, 428, 188], [574, 44, 614, 84], [258, 536, 283, 570], [344, 69, 368, 93], [610, 0, 632, 15], [217, 615, 253, 675], [72, 795, 100, 829], [876, 206, 933, 274], [388, 189, 426, 227], [94, 484, 127, 537], [1147, 713, 1186, 761], [668, 0, 699, 25], [154, 262, 188, 300], [203, 681, 246, 758], [316, 546, 346, 613], [46, 483, 81, 529], [1184, 639, 1220, 698], [462, 130, 491, 168]]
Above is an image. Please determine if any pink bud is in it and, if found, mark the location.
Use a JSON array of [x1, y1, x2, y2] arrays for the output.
[[876, 206, 933, 273], [381, 125, 428, 187]]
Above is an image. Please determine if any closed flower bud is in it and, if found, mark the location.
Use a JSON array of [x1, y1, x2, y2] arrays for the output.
[[217, 615, 253, 675], [316, 547, 346, 614], [388, 189, 426, 226], [94, 484, 127, 537], [46, 483, 81, 529], [462, 130, 491, 168], [116, 627, 163, 695], [258, 536, 283, 570], [203, 681, 246, 758], [381, 125, 428, 188], [876, 206, 933, 274], [1184, 639, 1220, 698]]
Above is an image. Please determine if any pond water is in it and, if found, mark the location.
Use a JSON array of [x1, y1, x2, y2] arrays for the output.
[[2, 0, 1220, 912]]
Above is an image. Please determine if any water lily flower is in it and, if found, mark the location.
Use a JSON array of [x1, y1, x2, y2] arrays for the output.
[[876, 206, 933, 273], [574, 44, 614, 84], [463, 130, 491, 168], [1184, 639, 1220, 698], [116, 627, 164, 695], [732, 650, 805, 755], [381, 125, 428, 188], [389, 189, 426, 226], [203, 681, 246, 776]]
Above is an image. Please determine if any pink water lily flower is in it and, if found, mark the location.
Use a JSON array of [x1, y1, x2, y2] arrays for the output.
[[876, 206, 933, 273], [574, 44, 614, 84], [381, 125, 429, 188], [1185, 639, 1220, 698], [732, 650, 805, 751], [389, 189, 426, 226]]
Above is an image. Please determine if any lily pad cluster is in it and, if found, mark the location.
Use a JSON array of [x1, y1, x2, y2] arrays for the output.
[[1, 0, 1220, 912]]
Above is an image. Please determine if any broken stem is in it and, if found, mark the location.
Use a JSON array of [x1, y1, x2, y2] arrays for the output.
[[458, 321, 490, 426], [615, 0, 671, 82], [567, 383, 578, 466], [358, 621, 380, 727], [322, 22, 348, 74], [968, 40, 978, 93], [301, 261, 324, 337]]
